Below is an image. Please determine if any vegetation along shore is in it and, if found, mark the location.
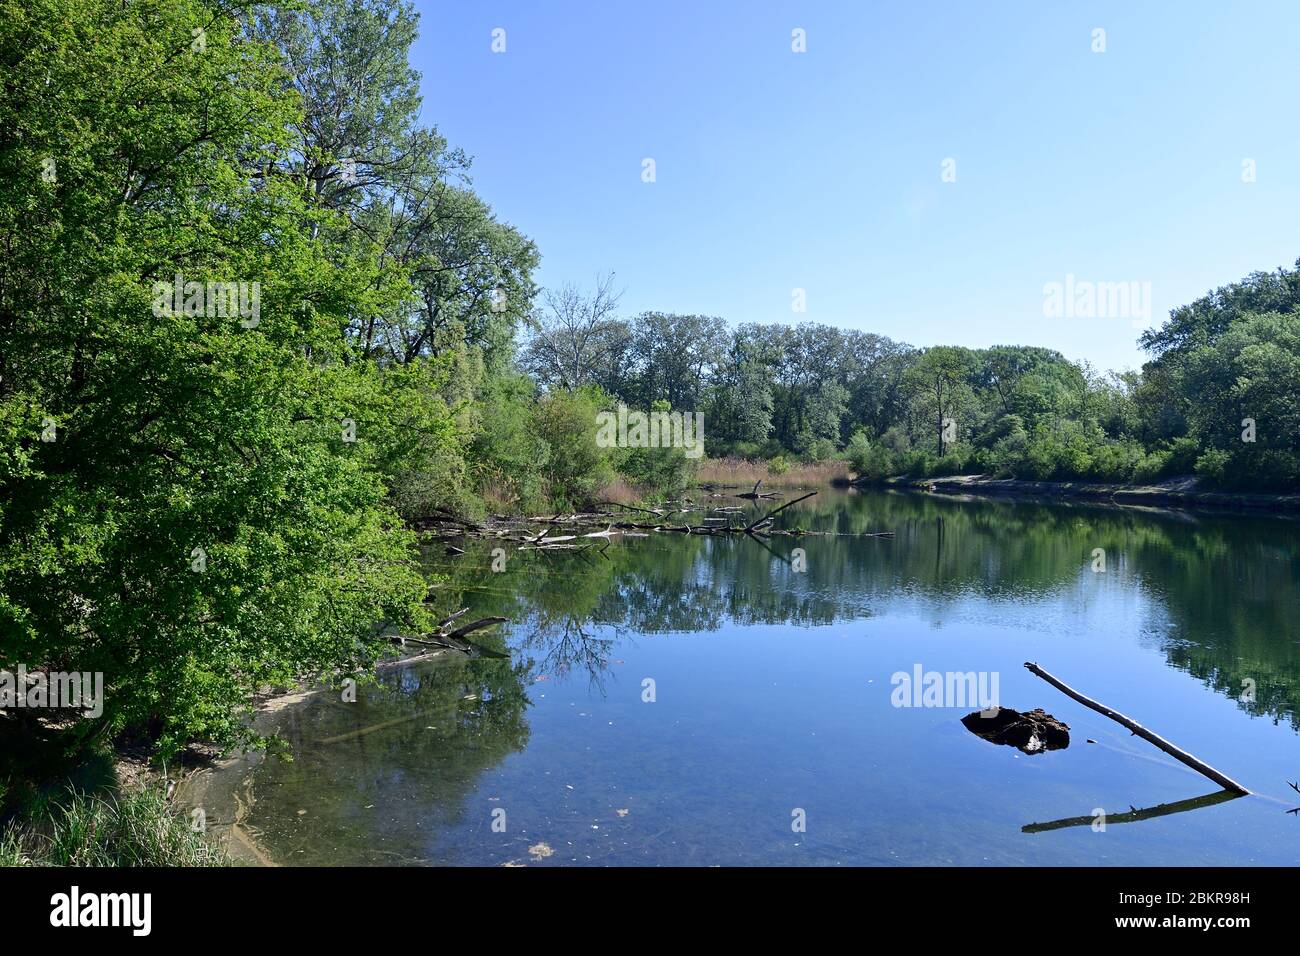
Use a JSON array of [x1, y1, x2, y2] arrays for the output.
[[3, 0, 1300, 865]]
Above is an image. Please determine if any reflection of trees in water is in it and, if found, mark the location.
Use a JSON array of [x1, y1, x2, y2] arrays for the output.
[[425, 491, 1300, 729], [516, 611, 617, 691], [245, 651, 533, 864]]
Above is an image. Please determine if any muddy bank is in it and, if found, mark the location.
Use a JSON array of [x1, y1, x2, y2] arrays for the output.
[[174, 650, 455, 867], [877, 474, 1300, 515]]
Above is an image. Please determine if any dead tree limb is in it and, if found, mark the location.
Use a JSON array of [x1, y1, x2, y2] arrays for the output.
[[745, 491, 817, 532], [1024, 661, 1249, 794], [600, 500, 665, 517], [445, 616, 507, 641], [436, 608, 469, 628]]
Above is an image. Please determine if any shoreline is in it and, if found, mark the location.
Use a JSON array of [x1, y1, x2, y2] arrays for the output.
[[873, 474, 1300, 515]]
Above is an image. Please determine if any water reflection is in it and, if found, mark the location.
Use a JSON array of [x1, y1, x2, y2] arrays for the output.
[[198, 489, 1300, 866], [432, 490, 1300, 730]]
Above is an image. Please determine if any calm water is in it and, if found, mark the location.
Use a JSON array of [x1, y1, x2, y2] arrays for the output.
[[195, 489, 1300, 866]]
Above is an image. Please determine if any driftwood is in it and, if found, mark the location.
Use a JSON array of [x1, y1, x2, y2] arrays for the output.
[[436, 608, 469, 628], [388, 610, 506, 655], [445, 616, 507, 641], [1024, 661, 1249, 795], [736, 480, 780, 501], [598, 500, 666, 518], [745, 491, 817, 532], [319, 715, 419, 745], [417, 494, 894, 544], [426, 506, 483, 532]]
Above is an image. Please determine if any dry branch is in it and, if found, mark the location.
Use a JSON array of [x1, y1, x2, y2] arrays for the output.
[[1024, 661, 1249, 794], [746, 491, 817, 532]]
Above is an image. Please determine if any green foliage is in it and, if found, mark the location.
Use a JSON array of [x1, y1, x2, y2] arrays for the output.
[[801, 437, 840, 463], [468, 372, 549, 512], [0, 0, 432, 757], [527, 388, 614, 510], [1177, 311, 1300, 489], [1195, 448, 1232, 487], [614, 400, 696, 497]]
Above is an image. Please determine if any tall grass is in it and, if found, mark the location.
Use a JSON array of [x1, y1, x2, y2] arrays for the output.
[[695, 456, 851, 489], [0, 787, 228, 867], [594, 476, 643, 507]]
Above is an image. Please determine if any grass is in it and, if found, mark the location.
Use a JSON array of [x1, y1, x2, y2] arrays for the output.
[[594, 476, 643, 507], [695, 456, 851, 490], [0, 786, 228, 867]]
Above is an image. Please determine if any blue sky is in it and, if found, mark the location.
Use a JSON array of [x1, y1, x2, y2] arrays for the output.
[[412, 1, 1300, 373]]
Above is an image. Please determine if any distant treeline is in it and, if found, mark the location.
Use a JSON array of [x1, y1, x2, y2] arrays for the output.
[[522, 267, 1300, 492]]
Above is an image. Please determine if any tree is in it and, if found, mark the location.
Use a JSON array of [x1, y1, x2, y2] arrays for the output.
[[521, 274, 628, 391], [0, 0, 436, 756], [706, 332, 775, 446], [619, 312, 726, 410], [1180, 312, 1300, 488], [906, 347, 977, 456], [250, 0, 539, 368], [1139, 260, 1300, 361]]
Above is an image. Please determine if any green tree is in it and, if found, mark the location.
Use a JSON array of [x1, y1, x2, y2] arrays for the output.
[[905, 346, 977, 456], [0, 0, 433, 756]]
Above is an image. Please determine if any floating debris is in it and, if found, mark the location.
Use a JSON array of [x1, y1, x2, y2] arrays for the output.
[[961, 706, 1070, 754]]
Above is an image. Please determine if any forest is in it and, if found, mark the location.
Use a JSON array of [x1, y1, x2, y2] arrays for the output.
[[3, 0, 1300, 858], [521, 268, 1300, 494]]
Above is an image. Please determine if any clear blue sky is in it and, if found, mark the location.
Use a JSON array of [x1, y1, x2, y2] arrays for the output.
[[412, 1, 1300, 373]]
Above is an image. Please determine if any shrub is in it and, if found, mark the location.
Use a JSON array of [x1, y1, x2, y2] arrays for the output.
[[802, 437, 840, 463], [1194, 448, 1232, 487], [845, 431, 893, 482], [529, 388, 615, 510]]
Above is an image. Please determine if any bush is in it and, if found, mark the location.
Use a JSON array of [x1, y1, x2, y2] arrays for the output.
[[529, 388, 615, 510], [845, 430, 893, 482], [802, 437, 840, 463], [1194, 448, 1232, 487], [1165, 436, 1201, 475]]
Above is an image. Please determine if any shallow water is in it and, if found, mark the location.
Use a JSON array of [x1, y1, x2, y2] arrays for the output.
[[198, 489, 1300, 865]]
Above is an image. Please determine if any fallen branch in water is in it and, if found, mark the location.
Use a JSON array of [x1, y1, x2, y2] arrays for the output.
[[1024, 661, 1250, 794], [416, 503, 893, 541], [745, 491, 817, 532], [444, 616, 507, 641], [388, 613, 506, 655], [319, 715, 420, 745], [734, 479, 777, 500], [599, 500, 666, 517]]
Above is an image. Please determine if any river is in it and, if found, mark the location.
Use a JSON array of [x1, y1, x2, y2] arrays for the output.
[[190, 488, 1300, 865]]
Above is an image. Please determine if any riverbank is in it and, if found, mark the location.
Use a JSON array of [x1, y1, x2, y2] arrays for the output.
[[880, 473, 1300, 514]]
